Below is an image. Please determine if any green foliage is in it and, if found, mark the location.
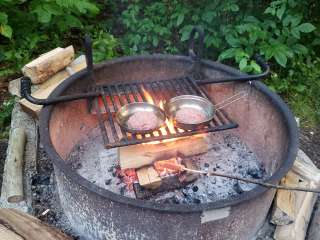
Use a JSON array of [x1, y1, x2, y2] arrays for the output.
[[267, 57, 320, 127], [0, 97, 15, 139], [120, 0, 317, 73], [92, 30, 118, 63], [0, 0, 101, 79]]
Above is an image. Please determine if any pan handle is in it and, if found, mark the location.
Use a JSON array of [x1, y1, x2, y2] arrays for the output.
[[195, 54, 270, 85]]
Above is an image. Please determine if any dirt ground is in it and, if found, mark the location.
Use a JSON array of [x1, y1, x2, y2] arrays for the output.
[[300, 127, 320, 168]]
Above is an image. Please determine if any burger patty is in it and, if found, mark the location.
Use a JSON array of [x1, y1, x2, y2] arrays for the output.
[[175, 107, 206, 124], [127, 111, 159, 130]]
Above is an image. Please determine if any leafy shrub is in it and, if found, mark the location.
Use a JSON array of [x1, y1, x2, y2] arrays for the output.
[[267, 57, 320, 126], [0, 0, 101, 78], [120, 0, 318, 72]]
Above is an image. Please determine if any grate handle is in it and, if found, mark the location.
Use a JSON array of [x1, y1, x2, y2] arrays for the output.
[[195, 54, 270, 84], [20, 76, 100, 105], [188, 26, 204, 75]]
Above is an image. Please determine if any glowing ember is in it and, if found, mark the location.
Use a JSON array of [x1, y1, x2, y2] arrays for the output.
[[154, 158, 183, 177], [116, 168, 138, 190]]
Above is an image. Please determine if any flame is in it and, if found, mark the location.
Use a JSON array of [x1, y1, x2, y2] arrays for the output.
[[159, 100, 164, 110], [141, 86, 154, 104]]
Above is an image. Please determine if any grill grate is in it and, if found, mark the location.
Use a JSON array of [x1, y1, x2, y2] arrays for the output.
[[89, 76, 238, 149]]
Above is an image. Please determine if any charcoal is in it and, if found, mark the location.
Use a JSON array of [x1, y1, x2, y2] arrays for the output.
[[247, 168, 264, 179], [105, 179, 112, 185], [192, 186, 199, 192]]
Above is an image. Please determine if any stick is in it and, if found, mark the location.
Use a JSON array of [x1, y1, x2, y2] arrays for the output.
[[1, 128, 26, 203], [163, 162, 320, 193]]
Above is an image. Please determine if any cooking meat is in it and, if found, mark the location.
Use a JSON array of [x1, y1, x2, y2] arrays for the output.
[[175, 107, 206, 124], [127, 111, 159, 130]]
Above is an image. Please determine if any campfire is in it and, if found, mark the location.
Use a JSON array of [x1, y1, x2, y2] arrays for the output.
[[23, 28, 299, 240]]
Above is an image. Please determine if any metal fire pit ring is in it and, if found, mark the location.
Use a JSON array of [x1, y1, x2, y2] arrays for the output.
[[116, 102, 166, 134], [39, 54, 298, 213], [38, 54, 299, 240]]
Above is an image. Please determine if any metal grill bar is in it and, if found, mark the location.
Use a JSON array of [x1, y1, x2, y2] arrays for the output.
[[91, 77, 238, 149]]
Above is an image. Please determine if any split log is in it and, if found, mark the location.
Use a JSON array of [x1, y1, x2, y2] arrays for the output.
[[137, 166, 162, 189], [119, 135, 209, 169], [0, 208, 72, 240], [0, 224, 23, 240], [22, 46, 74, 84], [19, 55, 86, 118], [1, 128, 26, 203], [272, 150, 320, 240]]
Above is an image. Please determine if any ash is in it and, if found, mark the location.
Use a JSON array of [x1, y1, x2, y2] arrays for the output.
[[67, 129, 267, 204], [154, 134, 267, 204]]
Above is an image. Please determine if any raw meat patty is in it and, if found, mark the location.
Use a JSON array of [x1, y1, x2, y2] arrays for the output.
[[127, 111, 159, 130], [175, 107, 206, 124]]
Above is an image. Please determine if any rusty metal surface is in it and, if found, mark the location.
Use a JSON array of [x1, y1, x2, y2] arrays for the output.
[[39, 54, 298, 239], [55, 167, 275, 240]]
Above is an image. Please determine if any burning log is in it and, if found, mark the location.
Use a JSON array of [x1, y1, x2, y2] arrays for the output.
[[1, 128, 26, 203], [119, 135, 209, 169], [134, 158, 199, 199], [136, 166, 162, 190], [22, 46, 74, 84], [0, 209, 72, 240]]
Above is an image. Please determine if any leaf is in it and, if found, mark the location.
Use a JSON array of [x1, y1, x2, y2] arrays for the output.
[[152, 36, 159, 47], [64, 15, 83, 28], [250, 60, 262, 73], [0, 12, 8, 24], [291, 27, 300, 39], [218, 48, 236, 61], [176, 14, 184, 26], [292, 44, 308, 54], [230, 4, 239, 12], [239, 58, 247, 71], [0, 24, 12, 38], [244, 16, 259, 23], [276, 4, 285, 20], [225, 34, 240, 47], [202, 11, 215, 23], [274, 51, 287, 67], [297, 23, 316, 33], [180, 25, 193, 42], [291, 15, 302, 27], [264, 7, 275, 15]]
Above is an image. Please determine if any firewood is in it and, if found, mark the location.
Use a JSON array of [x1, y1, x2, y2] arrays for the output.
[[136, 166, 162, 189], [0, 224, 24, 240], [1, 128, 26, 203], [19, 55, 86, 118], [119, 135, 209, 169], [134, 159, 199, 199], [22, 46, 74, 84], [272, 150, 320, 240], [0, 208, 72, 240]]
